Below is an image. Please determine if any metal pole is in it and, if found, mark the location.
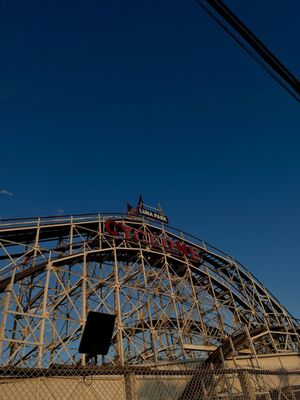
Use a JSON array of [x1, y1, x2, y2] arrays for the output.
[[38, 254, 51, 368], [113, 243, 124, 365], [82, 247, 87, 366]]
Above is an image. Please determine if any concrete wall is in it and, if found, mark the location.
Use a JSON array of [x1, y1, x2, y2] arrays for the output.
[[1, 376, 126, 400], [226, 351, 300, 370]]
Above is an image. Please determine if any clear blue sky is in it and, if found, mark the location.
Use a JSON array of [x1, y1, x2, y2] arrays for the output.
[[1, 1, 299, 316]]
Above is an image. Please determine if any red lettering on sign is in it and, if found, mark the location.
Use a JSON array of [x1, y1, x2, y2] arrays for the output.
[[148, 233, 161, 249], [134, 229, 147, 243], [105, 220, 118, 236], [162, 238, 175, 252], [103, 220, 201, 263], [119, 224, 133, 240], [175, 242, 189, 257], [189, 246, 200, 261]]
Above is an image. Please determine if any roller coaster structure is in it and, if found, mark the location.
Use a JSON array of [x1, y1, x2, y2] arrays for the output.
[[0, 212, 299, 368]]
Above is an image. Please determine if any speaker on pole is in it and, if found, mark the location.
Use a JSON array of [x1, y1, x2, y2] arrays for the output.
[[79, 311, 116, 359]]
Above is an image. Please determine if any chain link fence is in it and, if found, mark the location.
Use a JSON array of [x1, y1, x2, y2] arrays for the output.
[[1, 362, 300, 399]]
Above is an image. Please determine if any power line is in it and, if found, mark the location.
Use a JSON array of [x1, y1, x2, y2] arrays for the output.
[[194, 0, 300, 103]]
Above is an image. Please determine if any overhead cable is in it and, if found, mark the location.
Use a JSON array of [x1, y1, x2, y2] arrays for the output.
[[194, 0, 300, 103]]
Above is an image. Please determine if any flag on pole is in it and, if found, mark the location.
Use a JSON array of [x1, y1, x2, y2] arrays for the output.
[[138, 195, 143, 208], [127, 203, 138, 216]]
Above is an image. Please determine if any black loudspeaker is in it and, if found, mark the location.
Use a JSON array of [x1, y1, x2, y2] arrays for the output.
[[79, 311, 116, 356]]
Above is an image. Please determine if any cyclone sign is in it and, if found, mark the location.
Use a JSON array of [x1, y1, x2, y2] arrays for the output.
[[104, 220, 201, 262]]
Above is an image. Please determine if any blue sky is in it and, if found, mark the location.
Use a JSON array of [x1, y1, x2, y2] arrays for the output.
[[1, 1, 300, 315]]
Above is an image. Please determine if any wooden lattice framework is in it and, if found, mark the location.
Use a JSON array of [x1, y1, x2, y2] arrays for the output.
[[0, 213, 299, 367]]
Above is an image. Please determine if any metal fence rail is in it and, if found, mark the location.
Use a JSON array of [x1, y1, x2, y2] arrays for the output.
[[1, 364, 300, 399]]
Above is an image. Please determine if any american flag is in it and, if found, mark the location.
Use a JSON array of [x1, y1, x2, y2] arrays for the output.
[[127, 203, 138, 216]]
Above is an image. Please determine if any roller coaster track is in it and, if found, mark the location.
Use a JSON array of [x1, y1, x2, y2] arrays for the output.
[[0, 213, 299, 367]]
